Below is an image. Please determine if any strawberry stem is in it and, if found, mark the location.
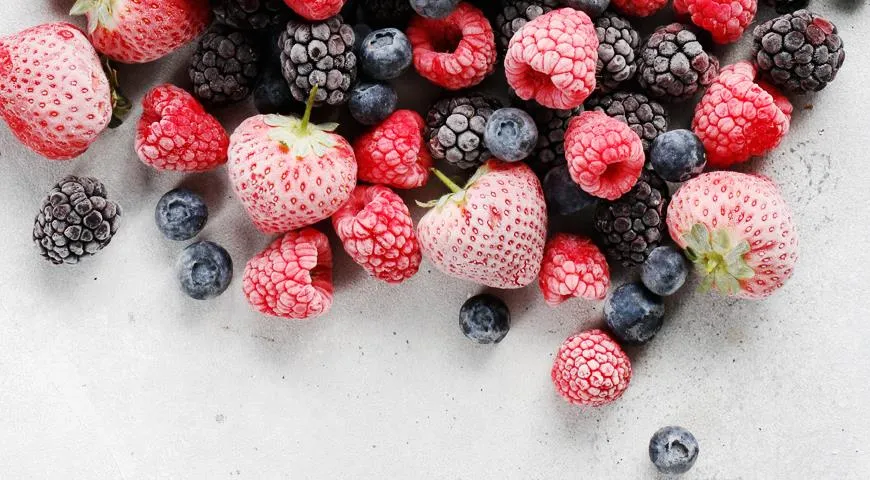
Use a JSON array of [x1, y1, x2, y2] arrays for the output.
[[430, 168, 463, 194], [300, 84, 318, 132]]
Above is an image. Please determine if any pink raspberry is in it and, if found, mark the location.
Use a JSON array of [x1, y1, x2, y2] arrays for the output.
[[354, 110, 431, 189], [564, 111, 644, 200], [539, 234, 610, 307], [611, 0, 668, 17], [692, 61, 793, 169], [505, 8, 598, 110], [674, 0, 756, 44], [331, 185, 422, 284], [283, 0, 345, 21], [552, 329, 632, 407], [243, 228, 334, 320], [406, 3, 497, 90]]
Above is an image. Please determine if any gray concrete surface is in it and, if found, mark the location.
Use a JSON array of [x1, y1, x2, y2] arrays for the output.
[[1, 2, 868, 479]]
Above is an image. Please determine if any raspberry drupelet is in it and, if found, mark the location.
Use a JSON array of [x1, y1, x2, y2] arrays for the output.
[[539, 234, 610, 307], [674, 0, 757, 44], [354, 110, 432, 189], [611, 0, 668, 17], [283, 0, 346, 21], [552, 329, 632, 407]]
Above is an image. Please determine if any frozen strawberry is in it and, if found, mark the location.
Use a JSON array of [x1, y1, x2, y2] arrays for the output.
[[539, 234, 610, 306], [674, 0, 756, 44], [354, 110, 431, 189], [552, 329, 632, 407], [283, 0, 346, 21]]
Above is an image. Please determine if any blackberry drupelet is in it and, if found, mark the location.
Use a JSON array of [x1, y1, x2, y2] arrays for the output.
[[33, 176, 122, 265], [425, 93, 503, 170], [495, 0, 558, 53], [594, 12, 640, 92], [360, 0, 414, 28], [594, 169, 669, 267], [585, 91, 668, 151], [636, 23, 719, 103], [520, 100, 579, 175], [211, 0, 291, 30], [189, 25, 260, 105]]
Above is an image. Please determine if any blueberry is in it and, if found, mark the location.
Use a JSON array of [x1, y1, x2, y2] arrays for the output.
[[484, 108, 538, 162], [649, 426, 699, 475], [352, 24, 372, 55], [459, 294, 510, 344], [543, 164, 597, 215], [360, 28, 413, 80], [155, 189, 208, 241], [410, 0, 460, 18], [641, 246, 689, 296], [604, 283, 664, 345], [348, 82, 398, 125], [177, 241, 233, 300], [560, 0, 610, 17], [650, 129, 706, 183], [253, 65, 297, 115]]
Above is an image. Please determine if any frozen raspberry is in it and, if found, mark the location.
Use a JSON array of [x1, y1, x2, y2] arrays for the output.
[[674, 0, 756, 44], [332, 185, 422, 284], [564, 111, 644, 200], [551, 329, 632, 407], [406, 2, 497, 90], [692, 61, 793, 168], [505, 8, 598, 110], [539, 234, 610, 307], [135, 84, 229, 172], [611, 0, 667, 17], [354, 110, 432, 189], [243, 228, 333, 320], [283, 0, 345, 20]]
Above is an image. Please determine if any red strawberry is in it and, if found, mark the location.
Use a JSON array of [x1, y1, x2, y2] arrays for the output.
[[70, 0, 210, 64], [354, 110, 431, 189], [228, 86, 357, 234], [0, 22, 112, 160], [416, 160, 548, 289]]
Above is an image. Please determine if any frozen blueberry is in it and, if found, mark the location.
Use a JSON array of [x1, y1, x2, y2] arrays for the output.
[[641, 246, 689, 296], [254, 65, 297, 115], [459, 294, 510, 344], [410, 0, 460, 18], [561, 0, 610, 17], [543, 164, 597, 216], [649, 426, 699, 475], [177, 241, 233, 300], [360, 28, 413, 80], [650, 129, 706, 183], [155, 189, 208, 241], [484, 108, 538, 162], [348, 82, 398, 125], [604, 282, 664, 345]]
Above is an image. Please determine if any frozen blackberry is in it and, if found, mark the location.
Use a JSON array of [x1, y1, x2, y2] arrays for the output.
[[33, 176, 122, 265], [585, 91, 668, 151], [211, 0, 291, 30], [278, 15, 357, 106], [594, 169, 669, 267], [360, 0, 414, 28], [425, 93, 503, 170], [523, 102, 579, 175], [595, 12, 640, 92], [752, 10, 845, 95], [637, 23, 719, 103], [189, 25, 260, 105], [495, 0, 558, 53], [765, 0, 809, 14]]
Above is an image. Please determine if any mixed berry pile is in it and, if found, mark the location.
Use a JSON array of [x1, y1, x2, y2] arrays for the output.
[[0, 0, 847, 473]]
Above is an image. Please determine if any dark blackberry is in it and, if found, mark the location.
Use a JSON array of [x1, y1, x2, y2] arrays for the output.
[[495, 0, 558, 53], [189, 25, 260, 105], [211, 0, 291, 30], [594, 12, 640, 92], [278, 15, 357, 106], [594, 169, 669, 267], [752, 10, 845, 95], [360, 0, 414, 28], [425, 93, 503, 170], [33, 176, 122, 265], [765, 0, 809, 14], [585, 91, 668, 151], [636, 23, 719, 103], [516, 99, 579, 175]]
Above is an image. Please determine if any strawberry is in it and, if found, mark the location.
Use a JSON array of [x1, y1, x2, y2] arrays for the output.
[[416, 160, 548, 289], [0, 22, 113, 160], [666, 171, 798, 299], [228, 86, 357, 234], [70, 0, 210, 64]]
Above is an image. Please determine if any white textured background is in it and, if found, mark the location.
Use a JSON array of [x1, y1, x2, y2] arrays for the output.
[[1, 1, 869, 479]]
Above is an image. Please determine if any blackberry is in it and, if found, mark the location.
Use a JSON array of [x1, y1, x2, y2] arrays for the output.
[[637, 23, 719, 103], [527, 103, 579, 175], [211, 0, 291, 30], [33, 176, 122, 265], [765, 0, 809, 14], [425, 93, 503, 170], [585, 91, 668, 151], [752, 10, 845, 95], [495, 0, 558, 53], [594, 12, 640, 92], [360, 0, 414, 28], [278, 15, 357, 106], [594, 169, 669, 267], [189, 25, 260, 106]]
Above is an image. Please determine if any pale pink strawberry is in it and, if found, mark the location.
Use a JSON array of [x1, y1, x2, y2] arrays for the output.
[[667, 171, 798, 299], [228, 87, 357, 234], [416, 160, 548, 289], [70, 0, 210, 64], [0, 22, 112, 160]]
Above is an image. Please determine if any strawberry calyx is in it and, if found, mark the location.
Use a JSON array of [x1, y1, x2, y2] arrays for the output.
[[70, 0, 118, 33], [415, 164, 493, 209], [102, 56, 130, 128], [265, 85, 339, 158], [682, 223, 754, 296]]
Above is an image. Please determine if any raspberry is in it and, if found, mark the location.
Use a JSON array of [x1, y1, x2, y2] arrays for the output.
[[611, 0, 667, 17], [243, 228, 334, 320], [331, 185, 422, 284], [674, 0, 757, 44], [354, 110, 432, 189], [406, 2, 497, 90], [564, 111, 644, 201], [551, 329, 632, 407], [135, 84, 229, 172], [283, 0, 346, 20], [692, 61, 793, 168], [539, 234, 610, 306], [504, 8, 598, 110]]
